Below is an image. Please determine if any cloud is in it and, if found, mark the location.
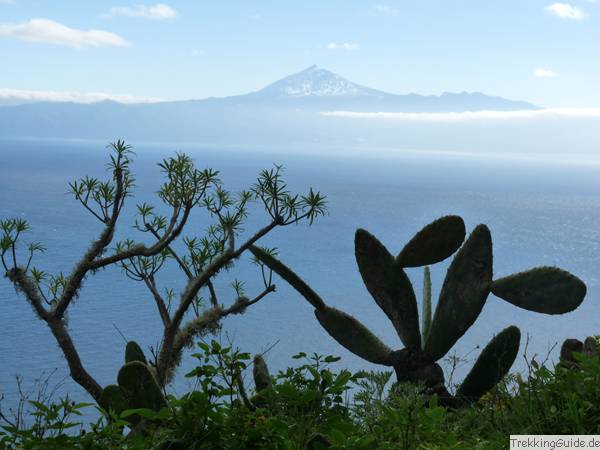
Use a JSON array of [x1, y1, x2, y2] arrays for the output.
[[0, 0, 15, 4], [320, 109, 600, 122], [545, 3, 586, 20], [0, 88, 161, 104], [534, 68, 558, 78], [373, 4, 400, 16], [108, 3, 178, 20], [0, 18, 131, 48], [326, 42, 360, 51]]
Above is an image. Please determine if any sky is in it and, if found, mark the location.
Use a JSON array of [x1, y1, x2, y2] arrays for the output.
[[0, 1, 599, 107]]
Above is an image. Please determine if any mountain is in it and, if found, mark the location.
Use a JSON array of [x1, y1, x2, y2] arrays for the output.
[[220, 65, 537, 112], [0, 65, 539, 143], [247, 65, 389, 99]]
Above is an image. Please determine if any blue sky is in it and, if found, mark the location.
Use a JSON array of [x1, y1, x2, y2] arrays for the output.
[[0, 1, 599, 107]]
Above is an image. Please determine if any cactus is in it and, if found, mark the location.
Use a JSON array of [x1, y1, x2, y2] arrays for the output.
[[421, 266, 432, 343], [559, 336, 598, 369], [117, 361, 166, 412], [491, 267, 587, 314], [250, 215, 587, 405], [99, 343, 166, 420], [396, 215, 466, 267], [456, 326, 520, 403], [253, 354, 272, 392], [424, 224, 492, 361], [125, 340, 147, 364], [355, 229, 421, 349], [99, 384, 129, 415]]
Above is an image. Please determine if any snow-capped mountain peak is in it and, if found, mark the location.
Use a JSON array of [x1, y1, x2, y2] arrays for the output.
[[255, 65, 385, 98]]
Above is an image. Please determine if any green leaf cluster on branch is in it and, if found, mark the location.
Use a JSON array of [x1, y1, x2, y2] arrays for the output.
[[1, 140, 326, 404], [251, 215, 587, 406]]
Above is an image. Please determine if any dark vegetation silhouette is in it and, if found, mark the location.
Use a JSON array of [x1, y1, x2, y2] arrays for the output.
[[1, 142, 598, 449], [251, 215, 587, 406]]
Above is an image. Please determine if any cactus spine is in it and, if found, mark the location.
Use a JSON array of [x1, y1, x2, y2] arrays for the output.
[[251, 215, 587, 405]]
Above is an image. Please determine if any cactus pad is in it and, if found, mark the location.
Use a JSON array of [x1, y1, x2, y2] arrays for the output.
[[253, 355, 272, 392], [99, 384, 128, 415], [314, 306, 393, 365], [125, 341, 147, 364], [425, 224, 493, 361], [491, 267, 586, 314], [355, 229, 421, 349], [249, 246, 326, 310], [456, 326, 520, 403], [117, 361, 166, 412], [396, 215, 466, 268]]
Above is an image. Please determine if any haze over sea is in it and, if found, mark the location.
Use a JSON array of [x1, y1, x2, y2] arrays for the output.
[[1, 136, 600, 411]]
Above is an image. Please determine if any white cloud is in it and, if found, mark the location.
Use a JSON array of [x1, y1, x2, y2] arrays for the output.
[[373, 4, 400, 16], [0, 18, 131, 48], [0, 0, 15, 4], [326, 42, 360, 51], [191, 48, 204, 56], [108, 3, 178, 20], [320, 109, 600, 122], [0, 88, 161, 104], [545, 3, 586, 20], [534, 68, 558, 78]]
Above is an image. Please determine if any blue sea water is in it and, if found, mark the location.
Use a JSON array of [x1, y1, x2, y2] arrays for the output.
[[1, 138, 600, 415]]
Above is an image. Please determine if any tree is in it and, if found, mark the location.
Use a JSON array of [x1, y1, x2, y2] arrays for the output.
[[1, 141, 326, 403]]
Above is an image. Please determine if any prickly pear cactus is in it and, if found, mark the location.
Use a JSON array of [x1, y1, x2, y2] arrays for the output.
[[99, 384, 129, 415], [253, 355, 272, 392], [250, 215, 587, 405], [456, 326, 520, 403], [99, 343, 165, 419], [117, 361, 166, 412], [125, 341, 147, 364], [421, 266, 432, 343]]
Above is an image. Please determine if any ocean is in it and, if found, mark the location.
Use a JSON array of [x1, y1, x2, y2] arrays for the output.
[[1, 137, 600, 414]]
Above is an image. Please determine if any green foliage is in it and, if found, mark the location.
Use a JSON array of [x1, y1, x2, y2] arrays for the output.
[[7, 348, 600, 449], [252, 215, 587, 406]]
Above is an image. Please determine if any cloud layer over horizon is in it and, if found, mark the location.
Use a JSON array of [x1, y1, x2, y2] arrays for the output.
[[321, 108, 600, 122], [0, 88, 161, 104]]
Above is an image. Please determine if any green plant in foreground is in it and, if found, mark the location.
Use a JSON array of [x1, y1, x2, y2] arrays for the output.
[[251, 215, 587, 405]]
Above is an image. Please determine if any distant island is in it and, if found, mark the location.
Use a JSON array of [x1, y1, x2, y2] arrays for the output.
[[0, 65, 539, 143]]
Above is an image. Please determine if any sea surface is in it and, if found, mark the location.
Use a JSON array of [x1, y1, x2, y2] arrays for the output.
[[1, 138, 600, 416]]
